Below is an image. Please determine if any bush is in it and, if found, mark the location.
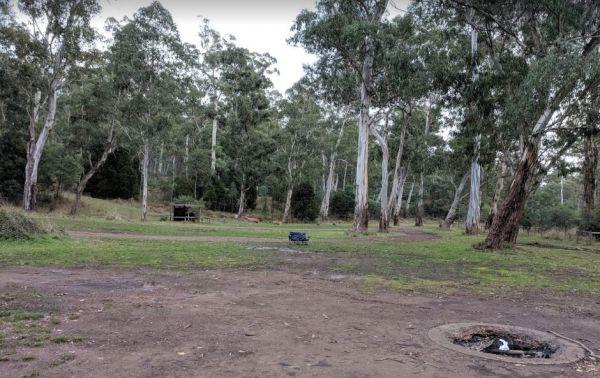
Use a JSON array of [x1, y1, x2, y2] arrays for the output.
[[580, 208, 600, 232], [291, 181, 318, 222], [329, 190, 354, 219], [0, 207, 45, 240], [368, 198, 380, 219], [548, 206, 578, 235], [203, 178, 237, 212], [86, 148, 139, 200]]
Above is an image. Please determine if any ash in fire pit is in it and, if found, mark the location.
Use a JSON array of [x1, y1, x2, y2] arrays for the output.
[[455, 330, 557, 359], [428, 323, 587, 365]]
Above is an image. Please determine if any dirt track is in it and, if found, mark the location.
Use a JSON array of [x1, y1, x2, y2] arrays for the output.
[[1, 267, 598, 377]]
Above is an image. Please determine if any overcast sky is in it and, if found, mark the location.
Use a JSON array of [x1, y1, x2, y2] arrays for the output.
[[93, 0, 410, 94]]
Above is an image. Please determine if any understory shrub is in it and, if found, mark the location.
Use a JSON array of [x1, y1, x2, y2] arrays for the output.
[[291, 181, 318, 222], [0, 207, 45, 240], [329, 190, 354, 219]]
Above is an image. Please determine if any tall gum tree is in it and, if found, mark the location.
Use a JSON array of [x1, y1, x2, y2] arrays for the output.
[[278, 80, 322, 223], [66, 56, 120, 214], [0, 0, 100, 210], [473, 2, 600, 248], [291, 0, 389, 231], [109, 2, 191, 220]]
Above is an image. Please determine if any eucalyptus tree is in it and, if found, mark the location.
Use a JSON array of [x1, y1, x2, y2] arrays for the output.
[[440, 137, 471, 228], [292, 0, 389, 231], [216, 45, 276, 218], [301, 56, 356, 220], [0, 0, 100, 210], [277, 80, 322, 223], [108, 2, 192, 220], [198, 19, 232, 174], [64, 54, 121, 214], [443, 0, 600, 248]]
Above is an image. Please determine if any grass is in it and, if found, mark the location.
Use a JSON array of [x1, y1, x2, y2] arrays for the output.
[[2, 195, 600, 299], [49, 352, 76, 367], [42, 215, 375, 240], [0, 237, 273, 269], [52, 335, 84, 344]]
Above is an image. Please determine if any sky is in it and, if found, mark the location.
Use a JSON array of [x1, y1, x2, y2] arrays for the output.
[[93, 0, 410, 94]]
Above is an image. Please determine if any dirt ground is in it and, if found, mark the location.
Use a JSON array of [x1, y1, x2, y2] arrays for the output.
[[1, 266, 598, 377]]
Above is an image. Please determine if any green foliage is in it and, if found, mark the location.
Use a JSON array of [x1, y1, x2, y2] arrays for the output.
[[329, 190, 354, 219], [86, 149, 139, 199], [0, 128, 26, 203], [368, 198, 380, 219], [0, 207, 45, 240], [291, 181, 319, 222], [580, 208, 600, 232]]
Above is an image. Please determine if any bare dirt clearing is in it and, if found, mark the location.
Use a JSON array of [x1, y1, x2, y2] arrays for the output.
[[1, 267, 598, 377]]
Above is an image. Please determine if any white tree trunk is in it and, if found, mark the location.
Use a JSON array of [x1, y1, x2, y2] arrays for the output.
[[441, 171, 469, 228], [371, 126, 389, 231], [387, 119, 407, 216], [353, 38, 375, 232], [405, 180, 414, 217], [184, 134, 189, 178], [465, 136, 482, 234], [171, 155, 176, 202], [210, 105, 218, 174], [320, 122, 345, 219], [158, 143, 164, 175], [392, 167, 407, 225], [282, 183, 294, 223], [23, 89, 58, 211], [464, 14, 482, 235], [141, 137, 150, 221]]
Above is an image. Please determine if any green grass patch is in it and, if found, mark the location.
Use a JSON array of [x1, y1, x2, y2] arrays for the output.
[[0, 237, 273, 269], [49, 352, 76, 367], [52, 335, 84, 344]]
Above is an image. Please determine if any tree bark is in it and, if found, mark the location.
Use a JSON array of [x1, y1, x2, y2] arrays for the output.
[[23, 89, 58, 211], [484, 106, 554, 249], [387, 116, 407, 219], [465, 137, 482, 235], [282, 183, 294, 223], [371, 123, 390, 232], [404, 180, 414, 218], [141, 138, 150, 221], [441, 171, 469, 228], [70, 126, 116, 215], [236, 178, 246, 219], [184, 134, 189, 178], [415, 173, 424, 226], [582, 131, 597, 219], [485, 151, 508, 229], [353, 1, 387, 231], [320, 121, 346, 219], [210, 102, 218, 174], [157, 143, 164, 175], [392, 167, 407, 225], [464, 14, 481, 235]]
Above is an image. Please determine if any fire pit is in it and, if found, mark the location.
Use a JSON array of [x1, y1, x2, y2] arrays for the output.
[[428, 323, 587, 365]]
